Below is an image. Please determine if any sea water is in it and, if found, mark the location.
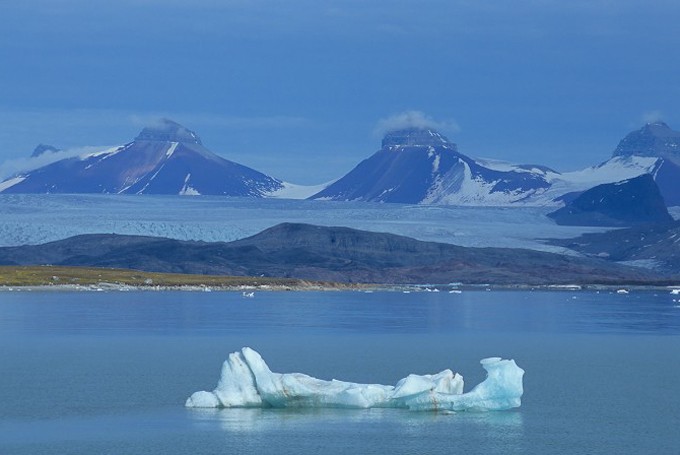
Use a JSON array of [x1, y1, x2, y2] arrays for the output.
[[0, 290, 679, 454]]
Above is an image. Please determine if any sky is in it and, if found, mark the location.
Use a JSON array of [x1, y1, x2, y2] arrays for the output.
[[1, 0, 679, 184]]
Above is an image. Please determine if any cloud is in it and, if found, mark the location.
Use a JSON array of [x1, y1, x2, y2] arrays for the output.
[[374, 111, 460, 136], [0, 145, 115, 180], [641, 110, 664, 124]]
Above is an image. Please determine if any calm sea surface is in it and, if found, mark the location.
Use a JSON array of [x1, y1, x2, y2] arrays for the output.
[[1, 289, 679, 454]]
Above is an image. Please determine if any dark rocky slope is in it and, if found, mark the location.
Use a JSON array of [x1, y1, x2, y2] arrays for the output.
[[548, 174, 674, 226], [611, 121, 680, 206], [550, 220, 680, 274], [309, 127, 553, 204], [0, 223, 673, 285]]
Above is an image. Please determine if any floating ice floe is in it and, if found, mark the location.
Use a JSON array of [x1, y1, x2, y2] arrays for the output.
[[186, 347, 524, 412]]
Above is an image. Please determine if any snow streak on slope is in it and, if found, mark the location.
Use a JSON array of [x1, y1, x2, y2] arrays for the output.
[[179, 173, 200, 196], [422, 159, 553, 205], [0, 176, 26, 192], [267, 180, 334, 199]]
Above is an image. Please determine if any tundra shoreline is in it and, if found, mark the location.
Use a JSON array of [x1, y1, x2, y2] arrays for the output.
[[1, 266, 677, 293]]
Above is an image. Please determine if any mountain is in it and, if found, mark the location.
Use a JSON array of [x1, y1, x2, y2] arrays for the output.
[[309, 127, 556, 204], [31, 144, 60, 158], [550, 220, 680, 274], [0, 119, 284, 196], [547, 174, 674, 226], [0, 223, 672, 285], [613, 121, 680, 165], [310, 122, 680, 207], [606, 121, 680, 207], [511, 121, 680, 207], [3, 119, 678, 205], [553, 121, 680, 208]]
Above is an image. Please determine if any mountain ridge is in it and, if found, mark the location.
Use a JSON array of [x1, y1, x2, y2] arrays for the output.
[[0, 119, 283, 196], [2, 120, 679, 207], [0, 223, 674, 285], [547, 174, 674, 226], [309, 127, 554, 204]]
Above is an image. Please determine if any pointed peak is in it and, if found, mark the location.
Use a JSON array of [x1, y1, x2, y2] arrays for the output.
[[135, 118, 202, 144], [382, 127, 453, 148], [31, 144, 60, 158], [642, 120, 672, 133], [645, 120, 669, 128], [613, 121, 680, 160]]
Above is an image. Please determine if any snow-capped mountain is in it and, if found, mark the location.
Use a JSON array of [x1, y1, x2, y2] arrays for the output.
[[0, 119, 284, 196], [613, 121, 680, 164], [547, 174, 673, 226], [608, 121, 680, 206], [1, 119, 677, 205], [543, 122, 680, 207], [310, 123, 680, 207], [310, 127, 556, 204]]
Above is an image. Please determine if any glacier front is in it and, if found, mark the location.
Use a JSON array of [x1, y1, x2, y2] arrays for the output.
[[186, 347, 524, 412]]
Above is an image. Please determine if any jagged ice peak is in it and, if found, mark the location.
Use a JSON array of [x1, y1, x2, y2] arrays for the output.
[[135, 118, 202, 145]]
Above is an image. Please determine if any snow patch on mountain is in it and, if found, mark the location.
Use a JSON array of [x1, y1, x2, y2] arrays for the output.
[[423, 160, 546, 205], [267, 180, 334, 199], [85, 145, 127, 160], [431, 152, 441, 174], [0, 176, 26, 192], [179, 173, 201, 196], [165, 142, 179, 158], [527, 155, 661, 204]]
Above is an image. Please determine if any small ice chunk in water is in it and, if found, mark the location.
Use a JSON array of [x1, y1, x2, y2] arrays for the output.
[[186, 348, 524, 412]]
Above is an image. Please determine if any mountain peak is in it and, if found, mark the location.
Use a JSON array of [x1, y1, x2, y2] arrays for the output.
[[548, 174, 673, 227], [134, 118, 202, 144], [641, 121, 676, 137], [613, 121, 680, 161], [382, 127, 453, 148], [644, 120, 670, 130], [31, 144, 60, 158]]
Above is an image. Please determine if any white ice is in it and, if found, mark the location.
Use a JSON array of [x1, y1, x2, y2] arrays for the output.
[[0, 195, 611, 253], [186, 347, 524, 412]]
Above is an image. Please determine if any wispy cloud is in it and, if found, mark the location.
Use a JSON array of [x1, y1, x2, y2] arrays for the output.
[[374, 111, 460, 136], [641, 110, 664, 124], [0, 107, 315, 179], [0, 145, 115, 179]]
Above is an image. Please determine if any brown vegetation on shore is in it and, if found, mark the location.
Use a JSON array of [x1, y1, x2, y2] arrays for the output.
[[0, 265, 350, 290]]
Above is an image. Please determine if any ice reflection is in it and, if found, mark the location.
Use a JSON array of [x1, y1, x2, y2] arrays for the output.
[[187, 407, 524, 440], [188, 408, 391, 433]]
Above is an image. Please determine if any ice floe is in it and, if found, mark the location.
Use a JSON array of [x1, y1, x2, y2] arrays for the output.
[[186, 347, 524, 412]]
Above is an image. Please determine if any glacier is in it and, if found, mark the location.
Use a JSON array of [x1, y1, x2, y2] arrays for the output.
[[186, 347, 524, 412], [0, 194, 615, 253]]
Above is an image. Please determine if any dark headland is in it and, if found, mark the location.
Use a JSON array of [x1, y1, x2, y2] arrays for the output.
[[0, 223, 676, 288]]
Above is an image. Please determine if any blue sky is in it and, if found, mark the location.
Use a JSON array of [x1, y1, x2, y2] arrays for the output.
[[1, 0, 679, 184]]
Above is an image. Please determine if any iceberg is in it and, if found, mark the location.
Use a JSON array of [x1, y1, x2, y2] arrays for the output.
[[186, 347, 524, 412]]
